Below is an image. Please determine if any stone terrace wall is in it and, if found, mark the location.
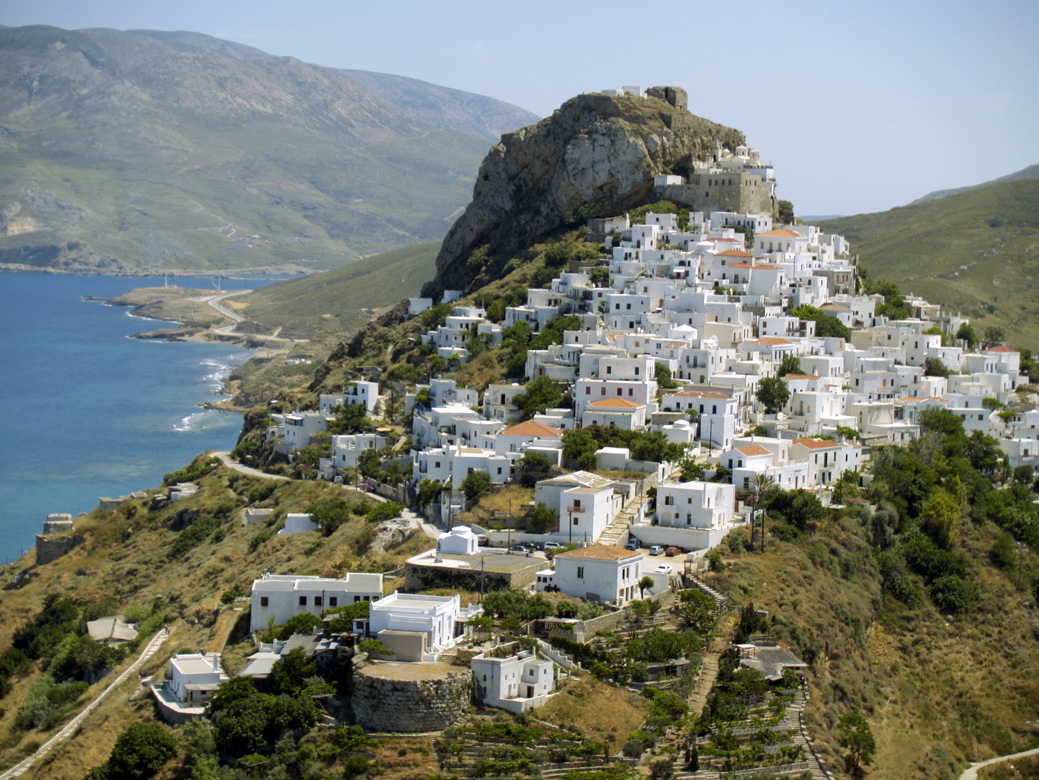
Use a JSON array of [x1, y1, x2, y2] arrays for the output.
[[353, 665, 470, 733]]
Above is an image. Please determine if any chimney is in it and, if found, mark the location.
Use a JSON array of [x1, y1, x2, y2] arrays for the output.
[[211, 653, 219, 673]]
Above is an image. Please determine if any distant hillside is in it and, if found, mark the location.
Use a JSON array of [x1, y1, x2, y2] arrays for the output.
[[240, 241, 439, 337], [0, 25, 533, 274], [819, 179, 1039, 348], [910, 163, 1039, 204], [338, 69, 539, 143]]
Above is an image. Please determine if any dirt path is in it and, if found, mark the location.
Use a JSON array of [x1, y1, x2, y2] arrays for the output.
[[0, 628, 171, 779], [959, 747, 1039, 780]]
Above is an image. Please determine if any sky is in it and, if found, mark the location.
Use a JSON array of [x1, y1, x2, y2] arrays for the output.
[[3, 0, 1038, 216]]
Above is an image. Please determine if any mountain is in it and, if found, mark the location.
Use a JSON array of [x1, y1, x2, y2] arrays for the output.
[[910, 163, 1039, 204], [0, 25, 533, 274], [425, 86, 747, 298], [337, 69, 539, 143], [819, 179, 1039, 347]]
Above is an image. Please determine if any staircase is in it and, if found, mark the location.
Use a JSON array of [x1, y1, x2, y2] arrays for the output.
[[598, 492, 648, 547]]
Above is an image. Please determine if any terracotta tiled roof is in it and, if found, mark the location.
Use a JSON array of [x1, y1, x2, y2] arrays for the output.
[[985, 345, 1018, 353], [758, 228, 802, 237], [784, 373, 820, 380], [587, 398, 644, 409], [718, 249, 753, 257], [556, 543, 638, 562], [793, 437, 839, 449], [736, 445, 771, 457], [745, 337, 791, 346], [502, 420, 562, 438]]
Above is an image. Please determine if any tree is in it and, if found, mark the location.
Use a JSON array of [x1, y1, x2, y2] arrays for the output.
[[755, 377, 790, 414], [461, 470, 492, 502], [589, 266, 610, 287], [637, 575, 655, 599], [776, 354, 802, 378], [105, 722, 178, 780], [777, 199, 795, 224], [748, 472, 776, 552], [837, 713, 876, 775], [677, 589, 717, 633], [983, 324, 1006, 347], [956, 322, 978, 350], [655, 362, 680, 390], [513, 376, 563, 419], [527, 502, 558, 533], [679, 458, 705, 482], [923, 356, 951, 378], [416, 478, 444, 508]]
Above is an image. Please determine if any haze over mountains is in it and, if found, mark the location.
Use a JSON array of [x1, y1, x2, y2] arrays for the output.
[[0, 25, 538, 274], [909, 162, 1039, 205]]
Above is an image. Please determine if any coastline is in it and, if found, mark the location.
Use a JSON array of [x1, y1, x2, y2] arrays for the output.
[[0, 262, 315, 278]]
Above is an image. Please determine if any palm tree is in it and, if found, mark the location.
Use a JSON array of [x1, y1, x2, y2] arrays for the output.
[[748, 472, 776, 553]]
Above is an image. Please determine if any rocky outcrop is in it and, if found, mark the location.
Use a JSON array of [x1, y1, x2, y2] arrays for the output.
[[423, 88, 746, 298]]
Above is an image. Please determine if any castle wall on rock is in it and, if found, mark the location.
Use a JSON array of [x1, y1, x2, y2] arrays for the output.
[[352, 662, 470, 732], [658, 172, 775, 216]]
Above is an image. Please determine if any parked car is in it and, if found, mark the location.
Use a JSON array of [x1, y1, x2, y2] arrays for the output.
[[654, 564, 673, 575], [648, 545, 665, 556], [665, 546, 683, 557], [510, 544, 529, 554], [625, 537, 639, 551], [544, 541, 562, 551]]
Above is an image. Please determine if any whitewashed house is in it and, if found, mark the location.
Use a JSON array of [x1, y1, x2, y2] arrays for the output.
[[553, 544, 643, 606], [367, 592, 482, 662], [471, 650, 556, 713], [250, 572, 384, 633]]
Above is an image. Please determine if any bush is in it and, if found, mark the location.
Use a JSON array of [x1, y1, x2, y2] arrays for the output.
[[930, 575, 980, 615]]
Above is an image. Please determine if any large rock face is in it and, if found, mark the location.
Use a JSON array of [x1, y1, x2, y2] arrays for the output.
[[423, 88, 746, 297]]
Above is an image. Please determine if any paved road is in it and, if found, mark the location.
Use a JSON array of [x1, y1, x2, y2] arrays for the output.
[[204, 289, 248, 323], [0, 628, 171, 779], [959, 746, 1039, 780], [213, 451, 289, 480], [211, 452, 440, 541]]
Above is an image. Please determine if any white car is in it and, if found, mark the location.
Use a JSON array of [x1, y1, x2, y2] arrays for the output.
[[654, 564, 673, 575]]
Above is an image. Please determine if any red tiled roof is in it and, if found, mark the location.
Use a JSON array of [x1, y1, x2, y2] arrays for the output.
[[587, 398, 644, 409], [502, 420, 562, 438]]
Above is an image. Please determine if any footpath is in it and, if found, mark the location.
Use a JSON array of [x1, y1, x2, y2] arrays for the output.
[[0, 628, 170, 779], [959, 746, 1039, 780]]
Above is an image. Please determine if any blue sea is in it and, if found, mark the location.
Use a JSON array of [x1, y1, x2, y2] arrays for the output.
[[0, 273, 280, 562]]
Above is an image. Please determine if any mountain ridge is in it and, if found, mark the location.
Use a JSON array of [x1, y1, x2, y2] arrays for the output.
[[909, 162, 1039, 205], [0, 25, 533, 274]]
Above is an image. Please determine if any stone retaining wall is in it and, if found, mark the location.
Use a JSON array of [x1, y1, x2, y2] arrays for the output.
[[353, 664, 470, 733]]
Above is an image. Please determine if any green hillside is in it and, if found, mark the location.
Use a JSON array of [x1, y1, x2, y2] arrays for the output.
[[820, 179, 1039, 348], [240, 241, 439, 337]]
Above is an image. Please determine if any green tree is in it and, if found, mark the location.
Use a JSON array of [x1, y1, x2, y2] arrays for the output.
[[268, 648, 318, 696], [655, 362, 681, 390], [923, 356, 951, 378], [485, 298, 506, 323], [513, 376, 563, 419], [307, 497, 352, 536], [461, 470, 492, 502], [791, 305, 851, 340], [589, 266, 610, 287], [755, 377, 790, 414], [677, 589, 717, 633], [637, 575, 654, 599], [837, 713, 876, 775], [983, 324, 1006, 347], [326, 403, 371, 435], [776, 354, 802, 378], [956, 322, 978, 350], [105, 722, 178, 780], [777, 199, 795, 224], [527, 502, 558, 533], [416, 478, 444, 508], [679, 458, 705, 482]]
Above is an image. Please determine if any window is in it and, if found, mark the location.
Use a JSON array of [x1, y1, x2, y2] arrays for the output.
[[577, 566, 584, 579], [314, 596, 323, 607], [260, 596, 269, 607], [329, 597, 338, 607], [299, 596, 307, 606]]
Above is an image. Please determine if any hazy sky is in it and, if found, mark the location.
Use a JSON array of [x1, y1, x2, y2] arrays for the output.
[[4, 0, 1038, 216]]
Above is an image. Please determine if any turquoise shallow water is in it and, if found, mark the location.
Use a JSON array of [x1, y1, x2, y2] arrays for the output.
[[0, 273, 277, 560]]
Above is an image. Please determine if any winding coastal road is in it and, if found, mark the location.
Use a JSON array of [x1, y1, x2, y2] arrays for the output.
[[0, 628, 171, 779]]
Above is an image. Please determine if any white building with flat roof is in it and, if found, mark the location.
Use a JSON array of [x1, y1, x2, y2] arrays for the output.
[[553, 543, 643, 606], [367, 592, 482, 662], [471, 650, 556, 713], [250, 572, 384, 633]]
